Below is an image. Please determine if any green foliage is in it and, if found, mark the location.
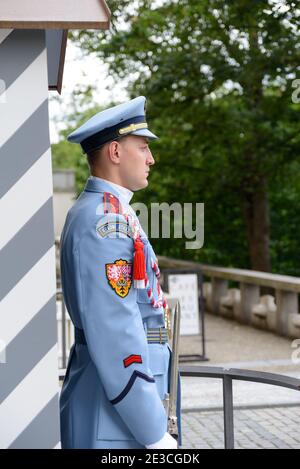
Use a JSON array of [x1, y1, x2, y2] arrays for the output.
[[51, 89, 105, 193], [54, 0, 300, 274], [269, 160, 300, 276]]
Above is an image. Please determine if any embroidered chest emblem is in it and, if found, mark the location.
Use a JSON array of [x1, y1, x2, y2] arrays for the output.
[[105, 259, 132, 298]]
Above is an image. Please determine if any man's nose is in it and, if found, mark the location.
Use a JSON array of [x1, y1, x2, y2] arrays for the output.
[[147, 150, 155, 166]]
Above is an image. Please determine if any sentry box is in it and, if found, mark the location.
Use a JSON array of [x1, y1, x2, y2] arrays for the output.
[[0, 0, 110, 449]]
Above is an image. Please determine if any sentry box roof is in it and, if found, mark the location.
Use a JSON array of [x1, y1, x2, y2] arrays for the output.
[[0, 0, 111, 93]]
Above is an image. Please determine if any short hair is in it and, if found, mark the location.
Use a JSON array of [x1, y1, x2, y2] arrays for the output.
[[86, 146, 105, 170], [86, 135, 131, 170]]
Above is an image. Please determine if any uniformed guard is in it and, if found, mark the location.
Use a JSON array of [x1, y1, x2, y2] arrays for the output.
[[59, 96, 181, 449]]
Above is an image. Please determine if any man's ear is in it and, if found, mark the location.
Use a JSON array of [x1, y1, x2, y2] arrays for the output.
[[108, 140, 121, 165]]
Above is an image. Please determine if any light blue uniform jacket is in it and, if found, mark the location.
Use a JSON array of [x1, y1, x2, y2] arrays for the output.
[[59, 177, 180, 449]]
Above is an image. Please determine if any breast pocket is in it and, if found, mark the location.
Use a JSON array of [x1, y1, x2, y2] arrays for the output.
[[136, 274, 155, 304]]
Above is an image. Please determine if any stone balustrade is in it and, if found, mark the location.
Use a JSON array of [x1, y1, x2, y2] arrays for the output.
[[158, 256, 300, 339]]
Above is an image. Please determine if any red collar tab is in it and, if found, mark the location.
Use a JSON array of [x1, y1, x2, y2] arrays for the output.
[[103, 192, 123, 214]]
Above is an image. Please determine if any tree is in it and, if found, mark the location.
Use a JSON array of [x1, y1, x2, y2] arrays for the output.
[[51, 85, 106, 191], [70, 0, 300, 272]]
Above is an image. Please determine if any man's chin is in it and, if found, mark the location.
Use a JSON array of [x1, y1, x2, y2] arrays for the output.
[[132, 179, 149, 191]]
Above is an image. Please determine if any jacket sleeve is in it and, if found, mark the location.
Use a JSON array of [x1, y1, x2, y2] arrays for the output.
[[75, 213, 167, 446]]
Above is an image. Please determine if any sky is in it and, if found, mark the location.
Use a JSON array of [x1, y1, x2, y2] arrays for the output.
[[48, 40, 128, 143]]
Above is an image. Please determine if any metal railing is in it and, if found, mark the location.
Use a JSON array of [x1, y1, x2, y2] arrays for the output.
[[180, 365, 300, 449]]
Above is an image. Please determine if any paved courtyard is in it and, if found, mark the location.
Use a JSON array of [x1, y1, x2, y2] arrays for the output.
[[178, 312, 300, 449], [181, 405, 300, 449]]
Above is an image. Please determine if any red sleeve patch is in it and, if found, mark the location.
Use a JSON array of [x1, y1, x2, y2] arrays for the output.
[[123, 354, 143, 368]]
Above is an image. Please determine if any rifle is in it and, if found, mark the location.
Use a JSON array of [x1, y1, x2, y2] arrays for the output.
[[163, 301, 181, 445]]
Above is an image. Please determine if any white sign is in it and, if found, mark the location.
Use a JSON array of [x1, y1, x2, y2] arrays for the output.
[[168, 274, 200, 336]]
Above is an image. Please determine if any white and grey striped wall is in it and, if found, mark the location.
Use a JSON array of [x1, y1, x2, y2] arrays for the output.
[[0, 29, 60, 449]]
